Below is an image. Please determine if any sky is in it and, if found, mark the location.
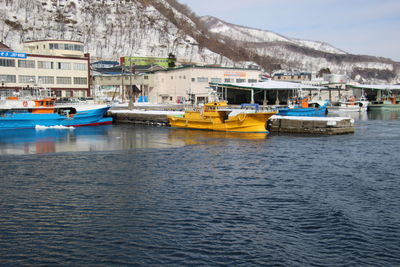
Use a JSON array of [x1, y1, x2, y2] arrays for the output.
[[177, 0, 400, 61]]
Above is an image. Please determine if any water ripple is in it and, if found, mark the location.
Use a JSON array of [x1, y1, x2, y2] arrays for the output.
[[1, 119, 400, 266]]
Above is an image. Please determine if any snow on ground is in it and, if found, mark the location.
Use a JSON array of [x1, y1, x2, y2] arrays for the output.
[[270, 115, 354, 126]]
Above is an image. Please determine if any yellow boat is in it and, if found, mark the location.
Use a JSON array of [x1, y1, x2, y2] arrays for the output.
[[167, 101, 277, 133]]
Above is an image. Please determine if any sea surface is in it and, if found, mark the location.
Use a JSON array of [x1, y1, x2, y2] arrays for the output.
[[0, 110, 400, 266]]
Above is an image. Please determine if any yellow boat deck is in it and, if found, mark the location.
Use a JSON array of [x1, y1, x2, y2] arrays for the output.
[[168, 101, 277, 133]]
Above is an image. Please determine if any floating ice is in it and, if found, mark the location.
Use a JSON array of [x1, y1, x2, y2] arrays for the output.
[[35, 125, 75, 130]]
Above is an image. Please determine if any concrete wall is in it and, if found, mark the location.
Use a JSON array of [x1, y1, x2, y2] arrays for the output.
[[150, 66, 262, 104]]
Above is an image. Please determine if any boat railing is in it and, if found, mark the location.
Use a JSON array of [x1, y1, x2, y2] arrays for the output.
[[0, 88, 54, 101]]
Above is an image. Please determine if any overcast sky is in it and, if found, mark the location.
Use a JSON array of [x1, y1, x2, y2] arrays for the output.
[[177, 0, 400, 61]]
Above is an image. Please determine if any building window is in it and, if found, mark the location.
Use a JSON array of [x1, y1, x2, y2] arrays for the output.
[[74, 77, 87, 85], [50, 43, 83, 52], [0, 59, 15, 67], [19, 75, 36, 84], [57, 62, 71, 70], [74, 63, 87, 71], [248, 79, 257, 83], [65, 90, 72, 97], [18, 60, 35, 68], [49, 43, 59, 50], [191, 78, 195, 82], [0, 74, 16, 83], [55, 90, 62, 97], [236, 79, 245, 83], [211, 78, 222, 83], [38, 76, 55, 84], [197, 77, 209, 83], [144, 75, 149, 80], [171, 76, 173, 80], [38, 61, 54, 69], [56, 77, 72, 84], [224, 78, 234, 83]]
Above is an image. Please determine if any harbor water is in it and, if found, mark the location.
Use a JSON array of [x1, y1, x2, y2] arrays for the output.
[[0, 110, 399, 266]]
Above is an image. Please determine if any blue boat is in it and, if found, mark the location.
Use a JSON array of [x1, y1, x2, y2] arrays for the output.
[[275, 97, 329, 117], [0, 98, 112, 130]]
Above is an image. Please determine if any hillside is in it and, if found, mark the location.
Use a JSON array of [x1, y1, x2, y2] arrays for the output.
[[0, 0, 398, 82], [201, 16, 399, 82]]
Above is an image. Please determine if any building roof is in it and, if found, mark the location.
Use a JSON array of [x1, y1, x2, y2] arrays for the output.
[[92, 65, 160, 75], [0, 42, 13, 52], [273, 72, 311, 76], [210, 80, 326, 91], [150, 64, 261, 73], [92, 60, 119, 65], [24, 39, 83, 44], [348, 84, 400, 90]]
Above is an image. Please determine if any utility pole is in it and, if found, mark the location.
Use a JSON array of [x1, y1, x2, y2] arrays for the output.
[[121, 65, 125, 102], [129, 59, 132, 102]]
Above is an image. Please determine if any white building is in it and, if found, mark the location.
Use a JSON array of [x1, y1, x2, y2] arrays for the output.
[[92, 65, 263, 104], [0, 40, 90, 98], [149, 65, 262, 104]]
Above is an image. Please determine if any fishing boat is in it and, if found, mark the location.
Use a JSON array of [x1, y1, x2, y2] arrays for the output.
[[327, 96, 369, 113], [0, 97, 112, 130], [347, 84, 400, 110], [368, 95, 400, 110], [167, 101, 277, 133], [276, 96, 329, 116]]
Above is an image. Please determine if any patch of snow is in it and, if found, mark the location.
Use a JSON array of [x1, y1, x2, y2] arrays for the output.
[[35, 125, 75, 130], [271, 115, 353, 123], [110, 109, 184, 116]]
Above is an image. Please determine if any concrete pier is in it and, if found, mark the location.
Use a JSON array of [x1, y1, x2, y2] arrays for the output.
[[108, 109, 355, 135], [109, 111, 170, 125], [267, 115, 355, 134]]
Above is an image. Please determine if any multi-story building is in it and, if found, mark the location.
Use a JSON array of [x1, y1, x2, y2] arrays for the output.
[[0, 40, 90, 98], [93, 65, 262, 104], [272, 71, 312, 81], [149, 65, 262, 104]]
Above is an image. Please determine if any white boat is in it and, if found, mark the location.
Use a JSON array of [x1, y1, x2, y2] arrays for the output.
[[327, 96, 369, 113]]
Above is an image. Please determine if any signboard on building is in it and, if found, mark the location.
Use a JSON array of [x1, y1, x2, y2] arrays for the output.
[[224, 71, 246, 78], [121, 56, 168, 68], [0, 51, 27, 59]]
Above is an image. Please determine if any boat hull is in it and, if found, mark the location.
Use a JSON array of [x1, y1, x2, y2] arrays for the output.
[[277, 107, 327, 116], [327, 100, 369, 113], [168, 112, 276, 133], [368, 103, 400, 110], [0, 106, 112, 130], [327, 106, 367, 112]]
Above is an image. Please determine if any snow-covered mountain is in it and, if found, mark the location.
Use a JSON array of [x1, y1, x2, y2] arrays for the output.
[[201, 16, 399, 82], [0, 0, 398, 82], [201, 16, 346, 55], [0, 0, 236, 66]]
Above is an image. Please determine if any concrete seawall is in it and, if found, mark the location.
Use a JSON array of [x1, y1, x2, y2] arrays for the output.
[[109, 111, 169, 125], [267, 115, 354, 135], [108, 110, 355, 135]]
